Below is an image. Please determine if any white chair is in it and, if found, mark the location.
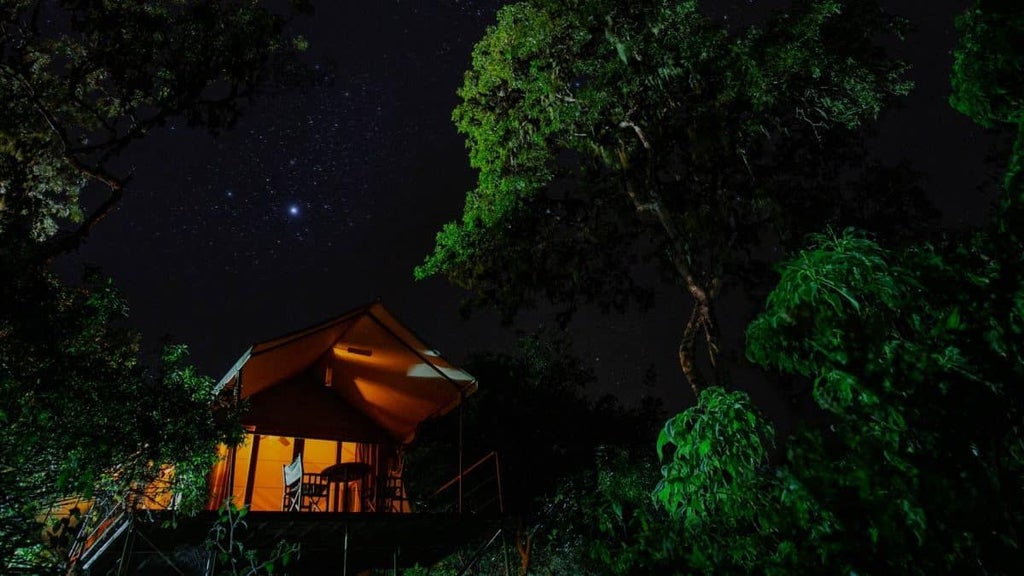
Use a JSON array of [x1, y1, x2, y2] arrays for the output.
[[283, 454, 329, 512]]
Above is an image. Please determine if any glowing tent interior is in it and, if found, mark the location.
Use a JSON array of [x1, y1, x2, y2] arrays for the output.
[[207, 300, 478, 513]]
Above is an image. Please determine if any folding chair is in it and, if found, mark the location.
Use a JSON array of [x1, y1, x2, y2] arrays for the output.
[[302, 470, 328, 512], [283, 454, 329, 512], [282, 455, 304, 511]]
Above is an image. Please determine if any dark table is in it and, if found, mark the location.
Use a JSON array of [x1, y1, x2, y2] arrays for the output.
[[320, 462, 372, 512]]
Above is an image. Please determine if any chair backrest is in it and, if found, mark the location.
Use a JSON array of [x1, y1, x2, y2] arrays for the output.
[[283, 454, 303, 512], [283, 454, 303, 486]]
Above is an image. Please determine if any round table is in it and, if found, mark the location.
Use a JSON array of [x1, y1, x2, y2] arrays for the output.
[[320, 462, 372, 512]]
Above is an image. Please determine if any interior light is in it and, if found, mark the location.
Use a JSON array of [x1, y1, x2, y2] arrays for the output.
[[346, 346, 373, 357]]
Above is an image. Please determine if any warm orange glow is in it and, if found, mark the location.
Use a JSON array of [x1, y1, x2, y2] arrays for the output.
[[332, 344, 400, 367], [217, 433, 363, 511], [352, 377, 435, 419], [207, 444, 231, 509], [136, 464, 177, 510], [37, 497, 90, 542]]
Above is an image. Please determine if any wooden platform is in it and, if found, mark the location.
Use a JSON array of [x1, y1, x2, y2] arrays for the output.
[[88, 511, 503, 575]]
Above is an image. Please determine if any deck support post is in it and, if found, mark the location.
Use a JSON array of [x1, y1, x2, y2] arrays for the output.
[[458, 396, 464, 514]]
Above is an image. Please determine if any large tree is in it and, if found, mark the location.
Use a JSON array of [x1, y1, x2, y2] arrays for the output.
[[685, 228, 1022, 574], [0, 1, 298, 571], [650, 1, 1024, 572], [416, 0, 912, 395]]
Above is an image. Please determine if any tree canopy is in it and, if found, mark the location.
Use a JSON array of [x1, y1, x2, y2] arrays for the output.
[[646, 0, 1024, 571], [0, 1, 297, 571], [417, 0, 913, 395], [0, 0, 298, 260]]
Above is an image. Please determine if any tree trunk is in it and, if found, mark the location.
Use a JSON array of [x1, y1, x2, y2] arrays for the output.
[[679, 304, 705, 398], [515, 526, 531, 576], [618, 153, 718, 398]]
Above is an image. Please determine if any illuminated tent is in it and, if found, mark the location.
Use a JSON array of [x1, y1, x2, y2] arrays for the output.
[[207, 301, 478, 511], [69, 302, 494, 574]]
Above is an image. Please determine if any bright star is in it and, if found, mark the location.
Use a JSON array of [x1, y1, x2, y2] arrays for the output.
[[288, 204, 300, 216]]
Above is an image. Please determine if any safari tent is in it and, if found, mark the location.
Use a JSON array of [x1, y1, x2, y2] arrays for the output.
[[207, 300, 478, 513], [70, 301, 501, 575]]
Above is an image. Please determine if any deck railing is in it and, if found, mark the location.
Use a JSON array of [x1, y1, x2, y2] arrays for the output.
[[424, 451, 503, 515], [65, 494, 131, 574]]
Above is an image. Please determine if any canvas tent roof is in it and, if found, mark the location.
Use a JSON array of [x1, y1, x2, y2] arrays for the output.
[[217, 301, 477, 444]]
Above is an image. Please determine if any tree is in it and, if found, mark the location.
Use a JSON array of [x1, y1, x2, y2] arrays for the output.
[[950, 0, 1024, 130], [0, 1, 297, 571], [950, 0, 1024, 239], [740, 229, 1022, 573], [416, 0, 912, 396], [0, 271, 243, 572], [647, 2, 1024, 573], [652, 227, 1021, 574], [654, 387, 788, 573], [0, 0, 298, 262]]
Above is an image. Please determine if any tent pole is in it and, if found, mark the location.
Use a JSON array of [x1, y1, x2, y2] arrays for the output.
[[458, 396, 464, 514], [343, 522, 349, 576], [242, 434, 261, 507], [226, 370, 243, 503]]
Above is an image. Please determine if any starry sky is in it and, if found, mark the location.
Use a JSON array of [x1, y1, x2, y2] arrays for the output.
[[59, 0, 994, 413]]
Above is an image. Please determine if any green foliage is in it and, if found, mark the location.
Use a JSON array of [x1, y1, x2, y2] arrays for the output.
[[950, 2, 1024, 232], [0, 2, 291, 570], [655, 387, 773, 531], [747, 229, 911, 408], [155, 344, 245, 516], [556, 447, 687, 576], [950, 1, 1024, 127], [743, 229, 1024, 574], [0, 268, 243, 571], [414, 1, 1024, 574], [209, 500, 299, 576], [653, 387, 827, 574], [417, 0, 913, 327], [0, 0, 294, 255]]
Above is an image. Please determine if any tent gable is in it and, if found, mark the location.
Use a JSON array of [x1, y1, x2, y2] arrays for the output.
[[218, 302, 477, 444]]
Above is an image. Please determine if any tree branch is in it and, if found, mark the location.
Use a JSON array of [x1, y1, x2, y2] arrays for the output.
[[618, 120, 652, 150], [4, 65, 130, 261]]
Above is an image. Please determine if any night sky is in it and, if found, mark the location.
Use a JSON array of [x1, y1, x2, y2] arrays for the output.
[[59, 0, 993, 413]]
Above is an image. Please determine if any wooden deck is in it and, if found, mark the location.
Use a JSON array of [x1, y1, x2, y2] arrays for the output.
[[85, 511, 503, 575]]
